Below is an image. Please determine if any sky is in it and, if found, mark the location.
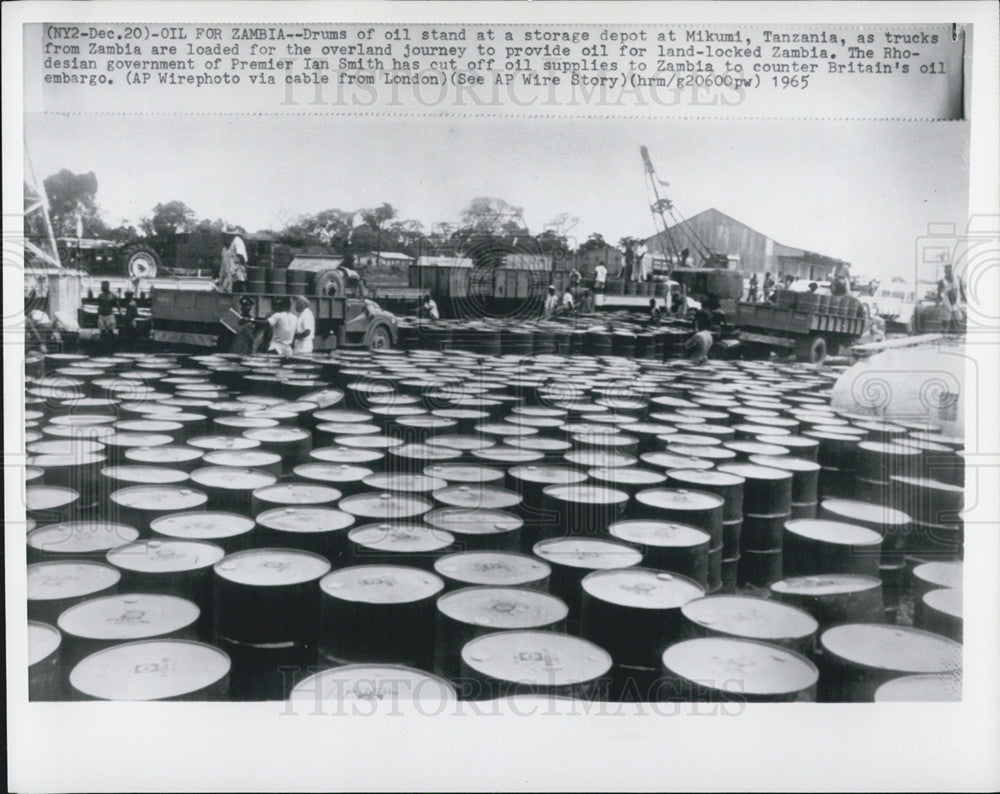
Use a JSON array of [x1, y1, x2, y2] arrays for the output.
[[24, 113, 968, 281]]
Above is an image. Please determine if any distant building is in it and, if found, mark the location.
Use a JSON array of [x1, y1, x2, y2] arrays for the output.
[[355, 251, 415, 268], [644, 207, 844, 281], [416, 256, 473, 269], [575, 243, 623, 277], [503, 253, 553, 271]]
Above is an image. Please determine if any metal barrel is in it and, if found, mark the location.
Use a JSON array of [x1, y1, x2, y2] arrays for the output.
[[310, 445, 387, 471], [911, 561, 962, 625], [287, 664, 457, 715], [213, 547, 330, 651], [664, 469, 744, 522], [783, 518, 883, 578], [720, 556, 739, 593], [769, 574, 885, 631], [123, 445, 206, 472], [189, 466, 278, 514], [854, 441, 923, 493], [149, 511, 256, 555], [659, 637, 818, 703], [906, 518, 962, 559], [57, 592, 201, 672], [27, 452, 107, 514], [317, 564, 444, 669], [817, 623, 962, 702], [434, 587, 568, 680], [242, 427, 313, 474], [348, 521, 455, 571], [433, 550, 551, 592], [215, 635, 311, 701], [917, 588, 963, 642], [505, 465, 589, 551], [580, 567, 704, 670], [253, 506, 356, 564], [873, 672, 962, 702], [106, 539, 227, 639], [422, 507, 523, 553], [27, 520, 141, 564], [755, 434, 819, 462], [888, 476, 963, 528], [587, 466, 667, 496], [740, 512, 790, 553], [108, 485, 209, 535], [250, 482, 342, 517], [338, 491, 432, 523], [27, 560, 122, 625], [459, 630, 612, 701], [293, 462, 375, 495], [608, 520, 712, 588], [424, 463, 505, 486], [113, 418, 186, 444], [28, 621, 64, 701], [737, 549, 783, 588], [431, 483, 523, 512], [641, 452, 714, 472], [202, 449, 283, 479], [188, 434, 261, 452], [748, 455, 820, 519], [101, 433, 175, 466], [717, 463, 793, 517], [632, 488, 724, 547], [818, 498, 912, 565], [26, 485, 80, 525], [539, 484, 630, 542], [679, 594, 818, 656]]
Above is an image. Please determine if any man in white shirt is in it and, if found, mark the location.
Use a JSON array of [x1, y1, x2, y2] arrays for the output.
[[594, 263, 608, 292], [561, 287, 575, 313], [543, 285, 560, 317], [267, 297, 297, 356], [293, 296, 316, 353], [422, 295, 440, 320], [228, 232, 249, 292]]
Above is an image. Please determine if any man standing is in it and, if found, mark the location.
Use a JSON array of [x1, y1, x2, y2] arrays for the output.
[[762, 272, 774, 301], [937, 264, 965, 334], [97, 280, 117, 350], [267, 297, 297, 356], [293, 296, 316, 354], [594, 262, 607, 292], [228, 231, 249, 293], [747, 273, 759, 302], [543, 285, 560, 317]]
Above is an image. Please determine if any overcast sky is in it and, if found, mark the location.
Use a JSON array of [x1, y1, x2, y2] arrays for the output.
[[25, 113, 967, 280]]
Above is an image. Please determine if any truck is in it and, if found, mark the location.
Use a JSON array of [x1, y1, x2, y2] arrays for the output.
[[735, 286, 866, 364], [149, 259, 399, 351]]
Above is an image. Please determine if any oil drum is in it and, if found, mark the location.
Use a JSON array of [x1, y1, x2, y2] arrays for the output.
[[213, 547, 331, 647], [27, 452, 106, 513], [664, 469, 744, 522], [250, 482, 342, 517], [434, 550, 551, 592], [587, 466, 667, 496], [149, 510, 256, 554], [460, 630, 612, 701], [660, 637, 818, 703], [27, 560, 121, 625], [189, 466, 278, 514], [434, 586, 568, 679], [28, 621, 63, 700], [819, 498, 912, 567], [608, 519, 711, 587], [431, 483, 523, 512], [769, 574, 885, 630], [873, 672, 961, 702], [108, 485, 209, 534], [640, 452, 713, 472], [680, 594, 818, 656], [817, 623, 961, 702], [188, 434, 261, 452], [916, 588, 962, 642], [26, 485, 80, 525], [57, 592, 201, 670], [294, 463, 375, 495], [911, 561, 962, 623], [317, 564, 444, 669], [783, 519, 882, 578], [423, 507, 524, 553], [242, 426, 313, 472], [202, 449, 283, 479], [27, 520, 140, 564], [716, 463, 793, 517], [348, 521, 455, 570], [123, 445, 205, 472], [287, 664, 457, 715], [106, 539, 226, 640], [888, 476, 963, 528], [632, 488, 724, 547], [424, 463, 506, 486], [748, 455, 820, 519]]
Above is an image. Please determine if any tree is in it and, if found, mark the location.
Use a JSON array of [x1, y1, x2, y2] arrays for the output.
[[140, 201, 198, 237], [459, 197, 525, 236], [546, 212, 579, 238], [579, 233, 607, 254], [359, 203, 398, 266], [42, 169, 103, 237]]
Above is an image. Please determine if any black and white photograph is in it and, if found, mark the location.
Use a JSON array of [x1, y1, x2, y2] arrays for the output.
[[6, 2, 999, 791]]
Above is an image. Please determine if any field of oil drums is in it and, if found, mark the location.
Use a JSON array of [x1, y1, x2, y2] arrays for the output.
[[23, 346, 964, 706]]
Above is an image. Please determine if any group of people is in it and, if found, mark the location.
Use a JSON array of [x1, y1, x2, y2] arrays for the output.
[[219, 294, 315, 356], [95, 281, 140, 351], [543, 285, 576, 317], [746, 272, 800, 303]]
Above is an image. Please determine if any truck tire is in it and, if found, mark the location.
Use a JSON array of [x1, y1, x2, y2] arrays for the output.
[[795, 334, 827, 365], [123, 245, 160, 279], [366, 323, 392, 351]]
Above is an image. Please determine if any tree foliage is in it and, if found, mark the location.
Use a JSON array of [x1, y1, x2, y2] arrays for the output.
[[140, 201, 198, 237], [42, 169, 103, 237]]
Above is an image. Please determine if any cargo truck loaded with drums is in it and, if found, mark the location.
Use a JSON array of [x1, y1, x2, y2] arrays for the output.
[[150, 257, 398, 351]]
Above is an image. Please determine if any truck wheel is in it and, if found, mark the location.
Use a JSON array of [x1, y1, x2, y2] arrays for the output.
[[367, 324, 391, 351], [124, 245, 160, 279], [795, 335, 827, 365]]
